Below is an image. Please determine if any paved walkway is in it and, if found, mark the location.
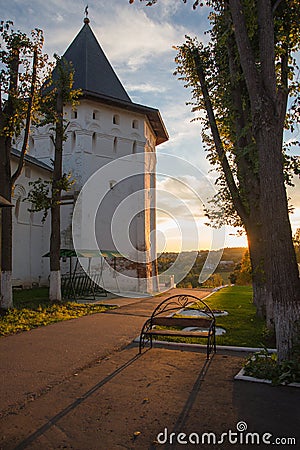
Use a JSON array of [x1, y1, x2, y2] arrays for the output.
[[0, 288, 299, 449]]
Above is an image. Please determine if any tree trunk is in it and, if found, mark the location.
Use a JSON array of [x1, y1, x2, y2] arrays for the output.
[[49, 89, 64, 303], [192, 46, 273, 321], [0, 50, 20, 310], [229, 0, 300, 361], [256, 114, 300, 361], [49, 202, 61, 302], [0, 206, 13, 309], [245, 221, 274, 324], [0, 137, 13, 310]]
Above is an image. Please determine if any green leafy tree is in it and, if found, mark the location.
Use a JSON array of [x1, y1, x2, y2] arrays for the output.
[[0, 21, 48, 310], [175, 2, 300, 329], [27, 56, 80, 302], [130, 0, 300, 362], [226, 0, 300, 362], [230, 250, 252, 285], [203, 273, 223, 288]]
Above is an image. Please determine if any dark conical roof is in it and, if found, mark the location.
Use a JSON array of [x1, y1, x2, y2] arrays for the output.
[[63, 21, 131, 102], [55, 20, 168, 145]]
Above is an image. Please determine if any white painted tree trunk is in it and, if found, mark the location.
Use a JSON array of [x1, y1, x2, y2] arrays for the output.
[[274, 300, 300, 362], [0, 271, 13, 309], [49, 270, 62, 303]]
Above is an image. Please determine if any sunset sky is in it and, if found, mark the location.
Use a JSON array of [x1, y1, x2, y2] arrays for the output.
[[2, 0, 299, 252]]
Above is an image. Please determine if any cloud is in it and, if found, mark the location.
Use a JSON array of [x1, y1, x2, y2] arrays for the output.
[[91, 6, 188, 71], [126, 83, 167, 94], [156, 175, 211, 231]]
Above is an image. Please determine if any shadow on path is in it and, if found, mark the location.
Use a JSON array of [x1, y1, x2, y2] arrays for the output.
[[15, 351, 143, 450], [158, 354, 214, 450]]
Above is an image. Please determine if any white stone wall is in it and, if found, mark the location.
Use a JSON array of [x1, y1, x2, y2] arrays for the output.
[[11, 159, 51, 287], [15, 97, 158, 293]]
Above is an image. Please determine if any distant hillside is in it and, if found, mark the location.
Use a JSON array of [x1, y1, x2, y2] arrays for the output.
[[157, 247, 247, 288]]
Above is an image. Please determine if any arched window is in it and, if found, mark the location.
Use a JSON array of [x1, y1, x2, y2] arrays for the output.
[[113, 114, 120, 125], [14, 185, 26, 221], [132, 119, 139, 129], [25, 167, 31, 178], [132, 140, 137, 154], [113, 137, 118, 153], [15, 196, 21, 221], [92, 132, 97, 153], [29, 136, 35, 153], [49, 135, 55, 154], [93, 110, 100, 120], [71, 131, 76, 150]]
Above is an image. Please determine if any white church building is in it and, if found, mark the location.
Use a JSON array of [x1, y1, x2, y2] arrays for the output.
[[12, 17, 168, 294]]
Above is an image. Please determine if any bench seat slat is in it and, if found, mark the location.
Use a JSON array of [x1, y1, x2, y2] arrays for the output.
[[145, 329, 212, 338], [152, 317, 212, 328]]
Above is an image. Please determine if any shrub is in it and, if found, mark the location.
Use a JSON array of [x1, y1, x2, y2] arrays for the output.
[[244, 348, 300, 385]]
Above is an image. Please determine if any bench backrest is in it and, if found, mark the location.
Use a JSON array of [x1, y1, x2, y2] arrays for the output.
[[150, 294, 215, 322], [152, 316, 213, 328]]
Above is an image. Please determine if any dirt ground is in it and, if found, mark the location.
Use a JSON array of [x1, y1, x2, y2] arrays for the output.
[[1, 288, 300, 450], [1, 344, 299, 450]]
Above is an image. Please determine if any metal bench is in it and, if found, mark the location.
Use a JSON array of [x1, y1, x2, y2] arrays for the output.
[[139, 294, 216, 359]]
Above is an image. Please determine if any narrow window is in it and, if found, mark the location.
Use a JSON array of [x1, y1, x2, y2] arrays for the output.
[[25, 167, 31, 178], [15, 197, 21, 220], [113, 114, 120, 125], [93, 110, 100, 120], [29, 136, 34, 152], [132, 119, 139, 129], [71, 110, 78, 119], [113, 137, 118, 153], [132, 141, 137, 154], [49, 135, 55, 153], [71, 131, 76, 150], [92, 132, 97, 152]]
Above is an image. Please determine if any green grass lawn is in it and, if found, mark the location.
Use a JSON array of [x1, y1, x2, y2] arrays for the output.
[[0, 288, 115, 337], [159, 285, 273, 348], [204, 285, 271, 347]]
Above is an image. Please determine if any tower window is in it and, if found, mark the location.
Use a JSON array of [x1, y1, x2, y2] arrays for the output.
[[25, 167, 31, 178], [132, 120, 139, 129], [113, 137, 118, 153], [29, 136, 35, 152], [15, 197, 21, 221], [132, 141, 137, 154], [113, 114, 120, 125], [71, 110, 78, 119], [71, 131, 76, 150], [92, 132, 97, 152], [93, 110, 100, 120]]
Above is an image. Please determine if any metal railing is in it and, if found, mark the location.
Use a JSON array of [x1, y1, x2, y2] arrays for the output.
[[61, 272, 107, 300]]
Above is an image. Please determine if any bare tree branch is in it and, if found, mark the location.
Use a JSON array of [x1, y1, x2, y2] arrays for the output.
[[12, 48, 38, 184], [192, 48, 249, 224], [228, 0, 261, 110]]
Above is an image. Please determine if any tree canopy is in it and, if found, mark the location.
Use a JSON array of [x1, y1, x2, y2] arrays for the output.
[[129, 0, 300, 361]]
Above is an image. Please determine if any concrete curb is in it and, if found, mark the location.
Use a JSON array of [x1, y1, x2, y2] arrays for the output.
[[234, 367, 300, 388], [133, 336, 276, 354]]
